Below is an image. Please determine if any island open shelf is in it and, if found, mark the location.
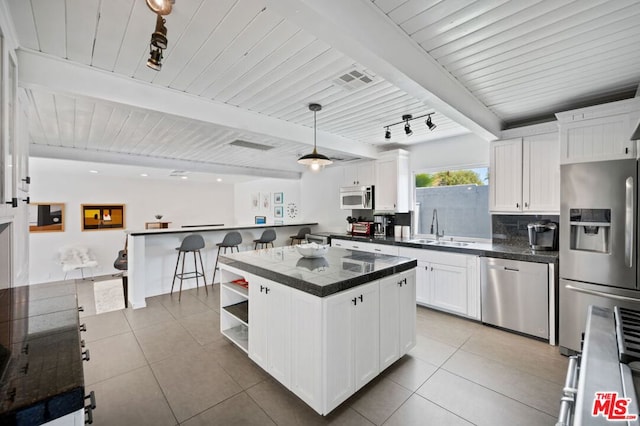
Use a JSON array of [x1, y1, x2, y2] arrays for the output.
[[219, 267, 251, 353]]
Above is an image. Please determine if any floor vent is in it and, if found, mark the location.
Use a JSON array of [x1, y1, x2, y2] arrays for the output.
[[332, 68, 375, 91], [229, 139, 274, 151]]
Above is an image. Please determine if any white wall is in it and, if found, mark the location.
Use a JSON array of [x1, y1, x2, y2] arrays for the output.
[[300, 166, 347, 233], [407, 133, 490, 172], [29, 158, 236, 284]]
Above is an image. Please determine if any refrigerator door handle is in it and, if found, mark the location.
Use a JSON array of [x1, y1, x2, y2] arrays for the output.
[[625, 176, 634, 268], [565, 284, 640, 303]]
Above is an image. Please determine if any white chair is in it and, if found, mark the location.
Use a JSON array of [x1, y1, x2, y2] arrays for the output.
[[59, 246, 98, 280]]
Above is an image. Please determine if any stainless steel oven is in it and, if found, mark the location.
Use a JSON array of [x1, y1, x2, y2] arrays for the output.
[[340, 185, 374, 210]]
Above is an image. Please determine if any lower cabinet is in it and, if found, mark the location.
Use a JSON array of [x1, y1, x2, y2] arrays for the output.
[[331, 238, 399, 256], [399, 248, 480, 320], [379, 270, 416, 370], [324, 281, 379, 412], [249, 277, 292, 387]]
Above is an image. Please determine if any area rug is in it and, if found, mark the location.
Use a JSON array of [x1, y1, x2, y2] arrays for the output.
[[94, 279, 125, 314]]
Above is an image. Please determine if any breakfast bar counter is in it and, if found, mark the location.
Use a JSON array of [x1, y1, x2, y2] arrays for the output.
[[218, 246, 417, 415], [125, 222, 317, 308]]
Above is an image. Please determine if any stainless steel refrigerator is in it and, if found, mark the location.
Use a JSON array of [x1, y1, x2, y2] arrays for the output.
[[560, 158, 640, 354]]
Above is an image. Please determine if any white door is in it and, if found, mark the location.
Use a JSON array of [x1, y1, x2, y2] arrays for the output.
[[523, 133, 560, 212], [430, 263, 468, 316], [353, 282, 380, 390], [375, 158, 397, 211], [490, 138, 523, 212], [399, 270, 417, 355], [265, 282, 291, 387], [379, 275, 400, 370], [415, 261, 430, 305]]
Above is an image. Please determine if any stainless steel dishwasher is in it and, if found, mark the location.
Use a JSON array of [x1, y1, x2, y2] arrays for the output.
[[480, 257, 549, 339]]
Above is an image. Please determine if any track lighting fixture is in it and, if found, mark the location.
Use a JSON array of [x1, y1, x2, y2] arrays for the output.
[[426, 114, 437, 131], [403, 114, 413, 136], [146, 13, 169, 71], [146, 0, 174, 15], [382, 112, 437, 140], [297, 103, 333, 172]]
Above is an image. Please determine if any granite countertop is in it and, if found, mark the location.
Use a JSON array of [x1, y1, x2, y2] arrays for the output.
[[0, 282, 85, 425], [219, 246, 417, 297], [128, 222, 318, 236], [328, 234, 559, 264]]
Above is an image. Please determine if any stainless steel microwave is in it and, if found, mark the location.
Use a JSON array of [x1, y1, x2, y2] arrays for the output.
[[340, 185, 374, 210]]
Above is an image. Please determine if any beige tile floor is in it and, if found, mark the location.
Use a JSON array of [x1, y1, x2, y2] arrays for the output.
[[76, 278, 568, 425]]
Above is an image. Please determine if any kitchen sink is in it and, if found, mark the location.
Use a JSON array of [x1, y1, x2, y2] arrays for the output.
[[407, 239, 471, 247]]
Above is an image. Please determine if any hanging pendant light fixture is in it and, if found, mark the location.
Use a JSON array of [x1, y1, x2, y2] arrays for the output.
[[297, 103, 333, 172]]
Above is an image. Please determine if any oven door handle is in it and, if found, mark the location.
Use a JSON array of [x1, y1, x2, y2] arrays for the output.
[[565, 284, 640, 302], [625, 176, 634, 268], [556, 355, 580, 426]]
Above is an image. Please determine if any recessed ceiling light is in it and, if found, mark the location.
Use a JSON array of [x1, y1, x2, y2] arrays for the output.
[[89, 170, 99, 174], [140, 173, 148, 177], [181, 176, 188, 180], [216, 178, 222, 182]]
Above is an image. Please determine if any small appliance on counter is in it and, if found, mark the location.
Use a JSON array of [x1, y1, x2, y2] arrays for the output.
[[527, 220, 557, 250], [373, 214, 394, 237], [351, 222, 374, 236]]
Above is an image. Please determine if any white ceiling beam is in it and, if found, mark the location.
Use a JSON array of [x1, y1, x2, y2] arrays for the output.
[[17, 48, 379, 159], [266, 0, 502, 141], [30, 144, 303, 180]]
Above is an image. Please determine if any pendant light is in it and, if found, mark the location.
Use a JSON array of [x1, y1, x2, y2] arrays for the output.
[[297, 103, 333, 172]]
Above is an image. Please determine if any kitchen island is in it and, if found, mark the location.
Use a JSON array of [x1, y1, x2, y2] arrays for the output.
[[218, 246, 417, 415]]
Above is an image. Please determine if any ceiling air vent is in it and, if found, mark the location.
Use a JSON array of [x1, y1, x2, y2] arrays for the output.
[[169, 170, 189, 177], [229, 139, 274, 151], [332, 68, 375, 91]]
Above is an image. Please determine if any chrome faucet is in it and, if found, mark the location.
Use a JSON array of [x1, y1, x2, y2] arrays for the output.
[[430, 209, 444, 240]]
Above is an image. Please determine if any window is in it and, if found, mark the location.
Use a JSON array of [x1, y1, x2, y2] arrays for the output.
[[414, 167, 491, 240]]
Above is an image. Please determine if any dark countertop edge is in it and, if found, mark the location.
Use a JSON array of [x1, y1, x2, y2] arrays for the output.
[[220, 257, 417, 297], [329, 234, 558, 264], [0, 386, 84, 425], [128, 222, 318, 236]]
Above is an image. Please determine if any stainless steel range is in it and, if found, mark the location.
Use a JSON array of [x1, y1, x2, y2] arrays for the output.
[[557, 305, 640, 425]]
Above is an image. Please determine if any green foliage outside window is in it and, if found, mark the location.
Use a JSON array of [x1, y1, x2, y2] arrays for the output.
[[415, 170, 484, 187]]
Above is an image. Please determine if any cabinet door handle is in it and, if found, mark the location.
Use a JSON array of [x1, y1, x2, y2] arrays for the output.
[[353, 245, 359, 249], [82, 349, 91, 362], [626, 147, 629, 154], [79, 323, 87, 332], [260, 285, 270, 294], [524, 202, 528, 208], [352, 297, 357, 305], [430, 266, 433, 271], [374, 248, 381, 252], [359, 294, 363, 303], [516, 203, 519, 208], [504, 267, 519, 272]]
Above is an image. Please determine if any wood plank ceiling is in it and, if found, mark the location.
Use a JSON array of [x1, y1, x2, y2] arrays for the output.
[[6, 0, 640, 177]]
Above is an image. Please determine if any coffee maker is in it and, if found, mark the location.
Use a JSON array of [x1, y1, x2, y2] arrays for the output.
[[373, 214, 395, 237], [527, 220, 558, 250]]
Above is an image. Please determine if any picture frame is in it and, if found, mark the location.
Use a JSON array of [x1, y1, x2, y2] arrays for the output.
[[29, 202, 65, 232], [261, 192, 270, 210], [274, 206, 283, 218], [255, 216, 266, 224], [251, 193, 260, 211], [82, 204, 125, 231], [274, 192, 283, 205]]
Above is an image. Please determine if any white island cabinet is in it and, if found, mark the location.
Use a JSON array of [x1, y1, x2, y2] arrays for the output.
[[218, 246, 416, 415]]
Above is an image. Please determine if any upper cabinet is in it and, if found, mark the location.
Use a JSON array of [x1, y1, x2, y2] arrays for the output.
[[342, 161, 374, 186], [556, 98, 640, 164], [375, 150, 410, 212], [490, 133, 560, 213]]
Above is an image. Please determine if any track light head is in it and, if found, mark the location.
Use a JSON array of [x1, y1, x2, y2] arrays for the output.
[[404, 122, 412, 136], [385, 127, 391, 140], [426, 115, 437, 131], [147, 46, 163, 70], [151, 14, 168, 49]]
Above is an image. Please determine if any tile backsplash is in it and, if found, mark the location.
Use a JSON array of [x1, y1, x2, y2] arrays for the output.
[[492, 214, 559, 246]]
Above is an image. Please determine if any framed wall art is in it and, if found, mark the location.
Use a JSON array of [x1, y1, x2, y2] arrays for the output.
[[274, 206, 283, 218], [274, 192, 283, 205], [82, 204, 125, 231], [29, 203, 65, 232]]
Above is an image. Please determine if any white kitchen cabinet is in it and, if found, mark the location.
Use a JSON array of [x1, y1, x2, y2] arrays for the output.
[[324, 281, 379, 413], [343, 161, 374, 186], [489, 133, 559, 213], [331, 238, 399, 256], [219, 267, 251, 353], [379, 269, 416, 370], [556, 98, 640, 164], [399, 247, 480, 320], [249, 276, 292, 388], [375, 149, 410, 212]]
